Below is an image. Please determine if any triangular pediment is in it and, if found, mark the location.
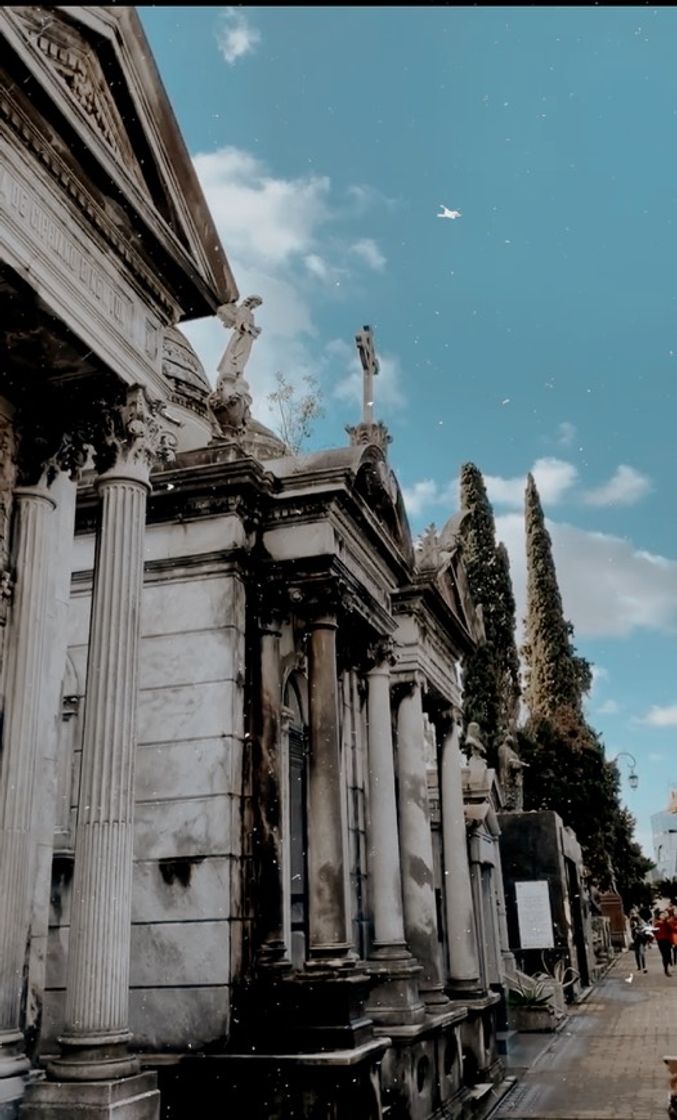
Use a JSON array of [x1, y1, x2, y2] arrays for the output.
[[2, 5, 237, 315], [10, 7, 148, 192]]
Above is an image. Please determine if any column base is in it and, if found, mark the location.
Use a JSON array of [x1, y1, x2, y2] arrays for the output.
[[446, 979, 486, 1001], [420, 984, 452, 1012], [365, 955, 426, 1026], [21, 1072, 159, 1120]]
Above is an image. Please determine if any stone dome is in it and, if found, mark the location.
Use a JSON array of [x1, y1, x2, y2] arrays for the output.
[[162, 327, 212, 419], [241, 416, 288, 460], [161, 327, 214, 452]]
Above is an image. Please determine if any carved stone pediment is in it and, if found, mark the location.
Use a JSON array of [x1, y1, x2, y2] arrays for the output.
[[9, 7, 146, 191]]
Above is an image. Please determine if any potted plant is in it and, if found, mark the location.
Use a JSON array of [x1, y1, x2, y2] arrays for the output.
[[506, 971, 565, 1032]]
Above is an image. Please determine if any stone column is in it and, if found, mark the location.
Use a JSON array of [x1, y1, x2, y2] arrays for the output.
[[365, 649, 424, 1024], [395, 680, 449, 1009], [25, 388, 176, 1120], [0, 482, 56, 1102], [255, 615, 290, 968], [305, 612, 352, 963], [438, 714, 482, 995]]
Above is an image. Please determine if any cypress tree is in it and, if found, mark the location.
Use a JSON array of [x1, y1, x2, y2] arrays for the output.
[[522, 472, 591, 735], [458, 463, 521, 762]]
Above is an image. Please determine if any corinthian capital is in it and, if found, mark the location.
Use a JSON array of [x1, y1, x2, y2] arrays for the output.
[[94, 386, 179, 482]]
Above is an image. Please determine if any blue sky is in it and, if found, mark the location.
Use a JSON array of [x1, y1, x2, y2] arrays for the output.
[[139, 5, 677, 857]]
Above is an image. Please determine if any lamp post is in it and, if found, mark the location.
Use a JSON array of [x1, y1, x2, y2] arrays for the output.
[[611, 751, 639, 790]]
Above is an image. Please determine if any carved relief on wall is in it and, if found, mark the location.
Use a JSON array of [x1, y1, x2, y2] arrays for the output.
[[8, 7, 146, 189]]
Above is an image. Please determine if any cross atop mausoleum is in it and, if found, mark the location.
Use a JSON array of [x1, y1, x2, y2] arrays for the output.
[[346, 323, 391, 453]]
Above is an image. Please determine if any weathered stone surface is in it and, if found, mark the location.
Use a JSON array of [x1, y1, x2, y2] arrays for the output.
[[47, 922, 230, 989], [133, 796, 236, 860], [135, 738, 239, 801], [21, 1071, 160, 1120]]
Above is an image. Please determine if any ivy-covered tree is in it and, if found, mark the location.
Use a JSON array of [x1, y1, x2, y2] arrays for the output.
[[458, 463, 521, 765], [523, 473, 592, 737]]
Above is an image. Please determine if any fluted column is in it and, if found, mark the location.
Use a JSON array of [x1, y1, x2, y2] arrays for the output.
[[306, 612, 352, 963], [438, 714, 482, 995], [49, 387, 176, 1083], [366, 653, 408, 956], [395, 680, 448, 1008], [255, 616, 290, 968], [0, 484, 56, 1090]]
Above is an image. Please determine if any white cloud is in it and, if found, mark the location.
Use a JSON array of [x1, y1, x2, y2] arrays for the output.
[[496, 512, 677, 639], [556, 421, 577, 448], [583, 465, 652, 507], [182, 147, 400, 427], [589, 665, 610, 694], [596, 699, 621, 716], [402, 480, 443, 518], [639, 705, 677, 728], [216, 8, 261, 65], [485, 457, 578, 508], [350, 239, 387, 271]]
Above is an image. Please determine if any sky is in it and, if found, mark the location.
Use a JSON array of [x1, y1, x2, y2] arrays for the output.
[[138, 5, 677, 858]]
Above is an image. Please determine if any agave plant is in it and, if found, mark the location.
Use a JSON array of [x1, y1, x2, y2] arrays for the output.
[[506, 972, 552, 1007], [537, 953, 580, 991]]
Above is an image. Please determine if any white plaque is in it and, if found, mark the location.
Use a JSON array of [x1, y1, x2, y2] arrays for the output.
[[515, 880, 554, 950]]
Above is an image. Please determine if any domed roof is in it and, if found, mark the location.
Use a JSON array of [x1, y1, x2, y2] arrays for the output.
[[162, 327, 212, 419], [241, 416, 288, 460]]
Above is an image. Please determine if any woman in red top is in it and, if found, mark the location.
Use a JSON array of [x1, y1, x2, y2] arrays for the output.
[[654, 909, 673, 976]]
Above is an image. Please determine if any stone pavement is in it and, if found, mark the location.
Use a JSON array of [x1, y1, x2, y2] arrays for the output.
[[493, 948, 677, 1119]]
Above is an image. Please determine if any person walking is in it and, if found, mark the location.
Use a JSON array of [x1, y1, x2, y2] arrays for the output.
[[654, 909, 673, 976], [630, 915, 649, 973], [669, 906, 677, 966]]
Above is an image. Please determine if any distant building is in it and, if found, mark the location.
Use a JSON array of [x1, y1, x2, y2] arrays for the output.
[[651, 791, 677, 879]]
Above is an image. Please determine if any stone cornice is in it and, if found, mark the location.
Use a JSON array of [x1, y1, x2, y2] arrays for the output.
[[0, 88, 179, 322], [392, 581, 475, 659], [74, 450, 274, 535]]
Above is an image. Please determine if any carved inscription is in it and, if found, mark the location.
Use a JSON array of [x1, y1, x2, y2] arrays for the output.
[[0, 161, 162, 368], [0, 168, 132, 330]]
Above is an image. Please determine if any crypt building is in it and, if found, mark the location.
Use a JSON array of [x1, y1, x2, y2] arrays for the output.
[[0, 7, 516, 1120]]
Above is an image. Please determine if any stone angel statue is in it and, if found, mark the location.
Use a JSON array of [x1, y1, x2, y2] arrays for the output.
[[215, 295, 263, 389], [498, 731, 528, 812], [464, 721, 486, 760]]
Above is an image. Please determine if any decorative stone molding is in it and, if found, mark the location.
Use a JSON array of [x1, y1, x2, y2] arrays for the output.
[[93, 385, 179, 483], [10, 8, 146, 186], [346, 420, 392, 453], [0, 92, 178, 321]]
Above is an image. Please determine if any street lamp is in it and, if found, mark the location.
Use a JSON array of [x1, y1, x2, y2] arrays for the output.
[[611, 751, 639, 790]]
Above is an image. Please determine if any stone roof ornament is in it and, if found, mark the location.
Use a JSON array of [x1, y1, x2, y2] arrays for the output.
[[346, 323, 392, 453], [209, 296, 262, 441]]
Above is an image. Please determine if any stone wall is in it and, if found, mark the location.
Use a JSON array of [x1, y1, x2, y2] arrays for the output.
[[43, 515, 247, 1054]]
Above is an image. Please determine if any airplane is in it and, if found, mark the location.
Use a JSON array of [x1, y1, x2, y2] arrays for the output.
[[437, 205, 462, 219]]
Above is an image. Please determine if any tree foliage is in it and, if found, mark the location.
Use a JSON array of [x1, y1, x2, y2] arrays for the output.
[[266, 372, 324, 455], [523, 473, 592, 732], [520, 473, 652, 893], [458, 463, 521, 766]]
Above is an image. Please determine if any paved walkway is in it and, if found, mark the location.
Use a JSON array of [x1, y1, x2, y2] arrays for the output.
[[494, 949, 677, 1119]]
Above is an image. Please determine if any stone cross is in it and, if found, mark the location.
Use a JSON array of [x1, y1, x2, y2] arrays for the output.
[[355, 324, 379, 425]]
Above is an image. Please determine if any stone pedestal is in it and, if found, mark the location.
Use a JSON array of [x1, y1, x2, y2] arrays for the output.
[[21, 1072, 159, 1120], [394, 682, 449, 1010], [306, 613, 352, 963], [0, 484, 56, 1107], [438, 719, 482, 997], [365, 656, 423, 1026]]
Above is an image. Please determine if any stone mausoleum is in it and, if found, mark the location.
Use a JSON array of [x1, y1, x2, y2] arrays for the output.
[[0, 7, 522, 1120]]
